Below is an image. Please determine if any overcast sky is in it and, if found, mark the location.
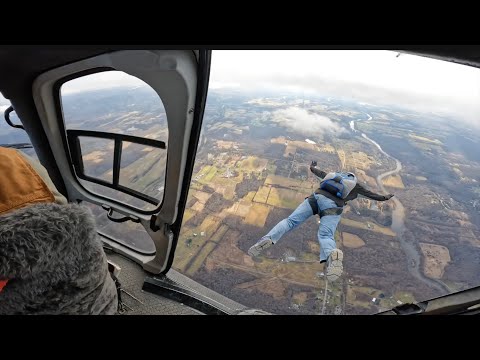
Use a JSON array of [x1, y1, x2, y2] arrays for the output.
[[3, 50, 480, 124], [210, 50, 480, 97], [209, 50, 480, 124]]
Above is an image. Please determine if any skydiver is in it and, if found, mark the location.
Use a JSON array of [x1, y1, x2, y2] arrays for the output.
[[248, 160, 394, 282]]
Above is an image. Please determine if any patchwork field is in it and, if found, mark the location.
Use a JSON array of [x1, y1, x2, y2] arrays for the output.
[[342, 232, 366, 248], [409, 134, 443, 145], [244, 203, 271, 227], [383, 175, 405, 189], [341, 218, 396, 236], [237, 156, 269, 172], [264, 174, 313, 191], [84, 150, 107, 163], [419, 243, 451, 279], [253, 186, 271, 203], [267, 187, 306, 209]]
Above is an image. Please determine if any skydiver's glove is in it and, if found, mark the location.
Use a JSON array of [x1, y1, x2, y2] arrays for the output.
[[385, 194, 394, 200], [311, 160, 317, 167]]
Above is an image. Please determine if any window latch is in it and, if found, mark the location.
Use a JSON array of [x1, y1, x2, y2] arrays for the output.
[[4, 106, 25, 130], [101, 204, 140, 223]]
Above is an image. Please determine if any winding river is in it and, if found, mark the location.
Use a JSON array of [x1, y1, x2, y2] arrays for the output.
[[352, 114, 449, 294]]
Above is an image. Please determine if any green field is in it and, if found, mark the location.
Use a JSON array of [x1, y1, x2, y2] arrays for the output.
[[267, 187, 304, 209], [253, 186, 271, 203]]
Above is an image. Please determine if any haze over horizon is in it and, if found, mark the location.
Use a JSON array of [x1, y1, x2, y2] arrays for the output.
[[2, 50, 479, 127], [209, 51, 480, 127]]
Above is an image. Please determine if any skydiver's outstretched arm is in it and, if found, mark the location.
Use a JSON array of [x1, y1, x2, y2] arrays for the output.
[[309, 161, 327, 179], [356, 184, 394, 201]]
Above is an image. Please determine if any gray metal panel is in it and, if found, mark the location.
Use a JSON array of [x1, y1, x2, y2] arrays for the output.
[[32, 50, 198, 274], [107, 253, 202, 315], [162, 269, 248, 314]]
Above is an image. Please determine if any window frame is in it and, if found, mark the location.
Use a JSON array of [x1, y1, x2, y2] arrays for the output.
[[32, 49, 202, 274], [67, 129, 166, 206], [53, 67, 169, 215]]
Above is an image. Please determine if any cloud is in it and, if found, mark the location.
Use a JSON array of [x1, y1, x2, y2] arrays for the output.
[[272, 107, 345, 136], [210, 51, 480, 126]]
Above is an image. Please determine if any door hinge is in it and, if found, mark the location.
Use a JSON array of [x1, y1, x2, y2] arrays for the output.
[[150, 215, 171, 236]]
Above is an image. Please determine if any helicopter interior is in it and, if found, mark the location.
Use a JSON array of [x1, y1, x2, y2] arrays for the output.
[[1, 47, 480, 315]]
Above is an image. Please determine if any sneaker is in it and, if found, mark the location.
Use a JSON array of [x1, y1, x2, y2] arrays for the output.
[[325, 249, 343, 282], [248, 236, 274, 257]]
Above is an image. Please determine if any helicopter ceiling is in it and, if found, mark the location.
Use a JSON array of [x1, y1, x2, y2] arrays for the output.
[[0, 49, 112, 97]]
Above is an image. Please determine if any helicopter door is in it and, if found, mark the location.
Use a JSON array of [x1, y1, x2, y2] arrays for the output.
[[32, 50, 211, 274]]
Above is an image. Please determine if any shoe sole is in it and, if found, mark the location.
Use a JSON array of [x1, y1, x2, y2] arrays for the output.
[[248, 239, 272, 257], [326, 249, 343, 282]]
